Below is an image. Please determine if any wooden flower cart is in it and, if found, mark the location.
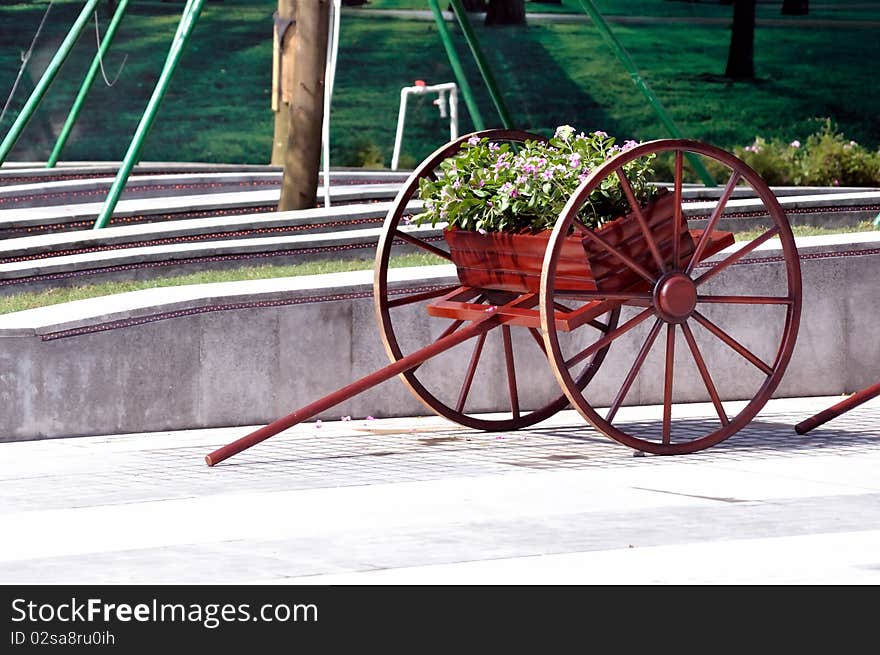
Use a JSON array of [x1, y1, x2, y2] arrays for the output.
[[206, 129, 802, 466]]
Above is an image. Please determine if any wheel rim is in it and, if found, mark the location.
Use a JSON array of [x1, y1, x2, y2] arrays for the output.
[[540, 139, 802, 454], [374, 129, 620, 431]]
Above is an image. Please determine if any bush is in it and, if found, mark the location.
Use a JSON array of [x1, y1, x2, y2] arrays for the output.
[[735, 119, 880, 187]]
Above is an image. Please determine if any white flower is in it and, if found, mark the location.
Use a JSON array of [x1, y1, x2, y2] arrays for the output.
[[554, 125, 575, 141]]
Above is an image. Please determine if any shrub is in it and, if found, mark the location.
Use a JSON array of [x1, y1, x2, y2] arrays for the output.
[[735, 119, 880, 187]]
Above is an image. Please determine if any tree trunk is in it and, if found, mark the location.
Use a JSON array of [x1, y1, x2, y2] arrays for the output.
[[485, 0, 526, 26], [271, 0, 297, 166], [725, 0, 755, 80], [781, 0, 808, 15], [279, 0, 329, 210]]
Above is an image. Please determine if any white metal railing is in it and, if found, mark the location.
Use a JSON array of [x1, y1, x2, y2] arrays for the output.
[[391, 80, 458, 171]]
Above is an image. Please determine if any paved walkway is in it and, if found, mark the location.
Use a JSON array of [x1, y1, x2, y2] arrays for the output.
[[1, 395, 879, 584]]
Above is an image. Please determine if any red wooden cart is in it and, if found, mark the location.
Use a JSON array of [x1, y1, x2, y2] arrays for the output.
[[206, 130, 802, 466]]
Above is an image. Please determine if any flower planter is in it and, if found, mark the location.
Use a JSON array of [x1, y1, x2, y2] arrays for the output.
[[444, 191, 694, 294]]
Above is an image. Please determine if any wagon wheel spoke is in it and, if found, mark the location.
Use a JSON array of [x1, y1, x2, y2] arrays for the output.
[[671, 150, 684, 270], [693, 226, 779, 286], [691, 310, 773, 375], [606, 317, 663, 423], [680, 321, 729, 426], [579, 228, 657, 285], [501, 325, 521, 419], [565, 306, 655, 368], [697, 294, 793, 306], [455, 331, 487, 413], [387, 285, 461, 308], [408, 319, 466, 376], [528, 327, 547, 355], [685, 171, 741, 275], [616, 167, 666, 274], [661, 323, 676, 444], [393, 228, 453, 261]]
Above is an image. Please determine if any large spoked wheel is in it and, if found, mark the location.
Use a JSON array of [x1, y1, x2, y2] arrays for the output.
[[375, 129, 620, 431], [540, 139, 802, 454]]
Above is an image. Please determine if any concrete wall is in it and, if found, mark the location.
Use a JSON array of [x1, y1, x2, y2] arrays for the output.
[[1, 233, 878, 442]]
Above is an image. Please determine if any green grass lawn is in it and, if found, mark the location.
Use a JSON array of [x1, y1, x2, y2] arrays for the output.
[[1, 221, 875, 316], [0, 251, 445, 315], [1, 0, 878, 168]]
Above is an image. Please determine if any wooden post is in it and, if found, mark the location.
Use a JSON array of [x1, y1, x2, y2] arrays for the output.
[[279, 0, 329, 210], [271, 0, 297, 165]]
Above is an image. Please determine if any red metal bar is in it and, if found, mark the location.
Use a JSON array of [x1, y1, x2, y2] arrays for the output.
[[795, 380, 880, 435], [694, 226, 779, 287], [672, 150, 683, 270], [387, 285, 461, 308], [697, 295, 793, 305], [616, 167, 666, 274], [662, 323, 676, 443], [565, 306, 654, 368], [501, 325, 520, 418], [606, 317, 663, 423], [205, 311, 500, 466], [691, 310, 773, 375], [681, 321, 729, 426], [580, 227, 657, 284], [685, 171, 740, 275], [393, 228, 453, 260], [555, 290, 652, 302], [527, 327, 547, 354], [456, 331, 487, 412]]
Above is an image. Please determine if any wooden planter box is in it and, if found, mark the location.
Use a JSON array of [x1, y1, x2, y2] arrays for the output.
[[444, 191, 694, 294]]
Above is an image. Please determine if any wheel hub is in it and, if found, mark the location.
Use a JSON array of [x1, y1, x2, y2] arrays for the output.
[[654, 273, 697, 323]]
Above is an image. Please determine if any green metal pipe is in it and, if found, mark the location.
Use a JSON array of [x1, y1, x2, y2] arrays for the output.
[[574, 0, 716, 186], [447, 0, 514, 129], [47, 0, 132, 168], [93, 0, 206, 230], [426, 0, 485, 131], [0, 0, 103, 165]]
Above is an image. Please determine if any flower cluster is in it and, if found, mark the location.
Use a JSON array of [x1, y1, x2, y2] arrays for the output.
[[414, 126, 657, 234], [735, 118, 880, 187]]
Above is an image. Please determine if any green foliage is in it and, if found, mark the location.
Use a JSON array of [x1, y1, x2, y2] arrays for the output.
[[336, 136, 387, 168], [415, 126, 656, 233], [735, 119, 880, 187]]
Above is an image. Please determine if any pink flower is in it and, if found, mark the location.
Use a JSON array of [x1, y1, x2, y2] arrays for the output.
[[790, 140, 801, 148], [467, 136, 480, 146]]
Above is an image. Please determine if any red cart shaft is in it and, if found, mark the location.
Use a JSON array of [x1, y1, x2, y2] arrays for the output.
[[205, 310, 501, 466]]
